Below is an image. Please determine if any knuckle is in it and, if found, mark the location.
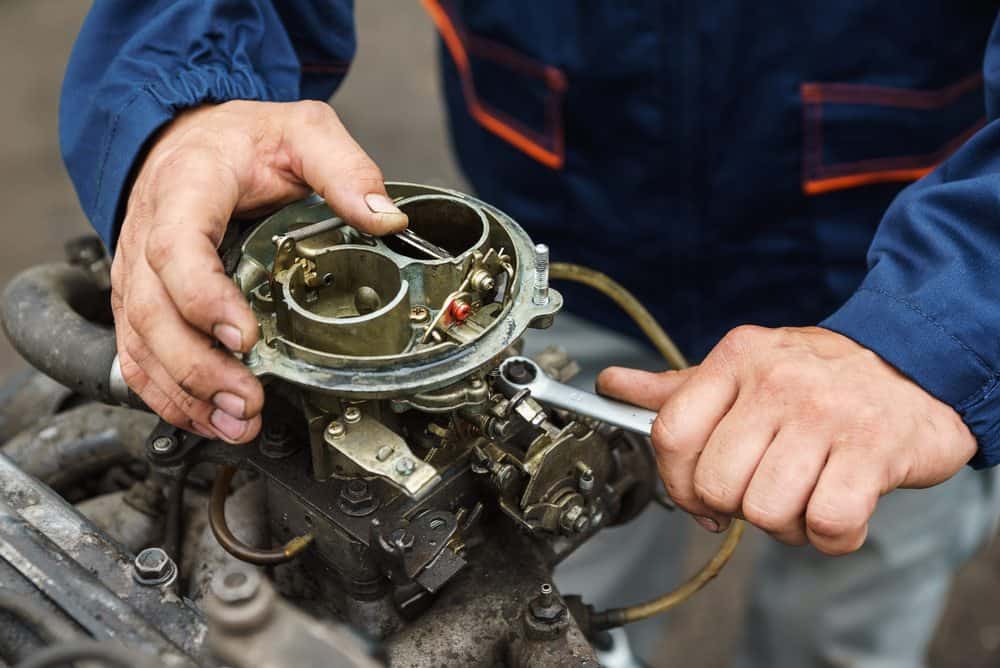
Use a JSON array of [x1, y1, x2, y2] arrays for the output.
[[166, 381, 200, 415], [742, 498, 791, 533], [718, 325, 762, 357], [650, 410, 685, 457], [693, 468, 741, 514], [125, 299, 157, 337], [144, 226, 176, 272], [806, 504, 865, 539], [174, 283, 220, 324], [295, 99, 336, 126], [175, 360, 211, 397]]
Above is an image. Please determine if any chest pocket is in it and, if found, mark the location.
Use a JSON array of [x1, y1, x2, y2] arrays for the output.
[[800, 73, 986, 196], [422, 0, 568, 169]]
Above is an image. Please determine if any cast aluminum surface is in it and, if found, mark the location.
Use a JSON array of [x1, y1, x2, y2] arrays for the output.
[[235, 182, 562, 398]]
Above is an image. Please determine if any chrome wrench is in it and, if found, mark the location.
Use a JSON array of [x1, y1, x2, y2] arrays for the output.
[[495, 356, 657, 437]]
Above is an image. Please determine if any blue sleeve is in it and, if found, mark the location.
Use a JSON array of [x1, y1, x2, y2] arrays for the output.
[[822, 15, 1000, 468], [59, 0, 355, 249]]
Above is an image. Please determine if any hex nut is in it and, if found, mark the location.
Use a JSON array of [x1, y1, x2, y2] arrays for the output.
[[133, 547, 176, 586], [559, 504, 587, 534], [339, 478, 379, 517]]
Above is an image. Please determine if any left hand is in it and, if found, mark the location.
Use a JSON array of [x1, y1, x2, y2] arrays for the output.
[[597, 325, 976, 555]]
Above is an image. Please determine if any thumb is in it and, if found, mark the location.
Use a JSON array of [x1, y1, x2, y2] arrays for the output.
[[281, 101, 408, 235], [596, 366, 697, 411]]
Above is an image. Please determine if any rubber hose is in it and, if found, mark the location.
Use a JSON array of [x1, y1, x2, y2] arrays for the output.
[[0, 263, 117, 404]]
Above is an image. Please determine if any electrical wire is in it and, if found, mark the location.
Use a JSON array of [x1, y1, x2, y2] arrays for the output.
[[549, 261, 746, 628], [209, 465, 313, 565]]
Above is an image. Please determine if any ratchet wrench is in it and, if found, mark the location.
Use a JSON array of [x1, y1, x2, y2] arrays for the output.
[[495, 356, 657, 437]]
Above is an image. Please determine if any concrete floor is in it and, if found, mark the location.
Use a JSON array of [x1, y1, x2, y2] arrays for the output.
[[0, 2, 997, 666]]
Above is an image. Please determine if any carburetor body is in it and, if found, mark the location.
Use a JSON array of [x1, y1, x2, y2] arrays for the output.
[[198, 184, 657, 642]]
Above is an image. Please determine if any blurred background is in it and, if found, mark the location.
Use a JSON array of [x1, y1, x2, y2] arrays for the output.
[[0, 2, 997, 665]]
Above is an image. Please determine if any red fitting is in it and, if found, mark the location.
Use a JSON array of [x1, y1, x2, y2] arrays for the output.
[[449, 300, 471, 321]]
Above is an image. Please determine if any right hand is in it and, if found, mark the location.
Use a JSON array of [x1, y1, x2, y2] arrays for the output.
[[112, 100, 407, 443]]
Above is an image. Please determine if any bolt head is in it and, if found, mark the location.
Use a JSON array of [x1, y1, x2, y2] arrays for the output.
[[395, 457, 416, 476], [326, 421, 346, 438], [151, 436, 176, 454], [346, 479, 369, 499], [134, 547, 175, 585], [343, 406, 362, 424], [503, 359, 537, 385]]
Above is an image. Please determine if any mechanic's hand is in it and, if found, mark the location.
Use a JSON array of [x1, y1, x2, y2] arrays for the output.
[[597, 326, 976, 555], [113, 100, 407, 443]]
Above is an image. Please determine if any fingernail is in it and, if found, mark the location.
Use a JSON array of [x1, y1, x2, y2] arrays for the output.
[[693, 515, 721, 533], [213, 323, 243, 352], [211, 408, 249, 442], [364, 193, 408, 231], [191, 421, 216, 439], [364, 193, 403, 215], [212, 391, 246, 419]]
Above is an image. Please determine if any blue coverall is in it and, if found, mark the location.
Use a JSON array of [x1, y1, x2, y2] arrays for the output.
[[60, 2, 1000, 664]]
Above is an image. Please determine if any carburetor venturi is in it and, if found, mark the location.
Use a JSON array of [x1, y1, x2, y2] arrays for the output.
[[235, 182, 562, 399]]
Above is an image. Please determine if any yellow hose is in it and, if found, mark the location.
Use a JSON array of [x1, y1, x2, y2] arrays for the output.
[[549, 262, 746, 628], [549, 263, 689, 371]]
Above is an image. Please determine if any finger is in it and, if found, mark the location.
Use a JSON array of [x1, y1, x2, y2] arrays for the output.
[[652, 365, 739, 531], [805, 446, 881, 555], [142, 155, 259, 352], [741, 428, 830, 545], [692, 394, 777, 516], [282, 101, 408, 234], [596, 366, 696, 410], [113, 300, 213, 436], [124, 261, 263, 442]]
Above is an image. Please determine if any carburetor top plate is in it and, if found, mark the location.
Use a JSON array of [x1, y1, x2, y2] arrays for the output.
[[234, 182, 562, 399]]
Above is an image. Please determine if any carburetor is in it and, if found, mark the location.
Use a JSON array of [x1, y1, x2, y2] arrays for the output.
[[143, 183, 658, 661]]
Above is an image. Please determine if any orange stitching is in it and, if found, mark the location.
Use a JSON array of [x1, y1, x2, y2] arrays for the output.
[[421, 0, 565, 169], [804, 168, 937, 195], [801, 73, 983, 109]]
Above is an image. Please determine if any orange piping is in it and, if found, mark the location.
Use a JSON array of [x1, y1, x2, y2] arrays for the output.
[[421, 0, 564, 169]]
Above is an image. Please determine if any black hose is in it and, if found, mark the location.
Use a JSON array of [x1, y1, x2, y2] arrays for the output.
[[0, 263, 117, 404], [1, 404, 156, 491], [14, 640, 153, 668], [0, 593, 80, 644]]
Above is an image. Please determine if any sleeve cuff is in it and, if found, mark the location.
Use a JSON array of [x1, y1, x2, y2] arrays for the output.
[[89, 66, 285, 250], [821, 286, 1000, 468], [89, 90, 175, 249]]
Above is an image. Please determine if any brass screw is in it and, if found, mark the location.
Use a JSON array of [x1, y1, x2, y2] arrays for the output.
[[326, 421, 346, 439]]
